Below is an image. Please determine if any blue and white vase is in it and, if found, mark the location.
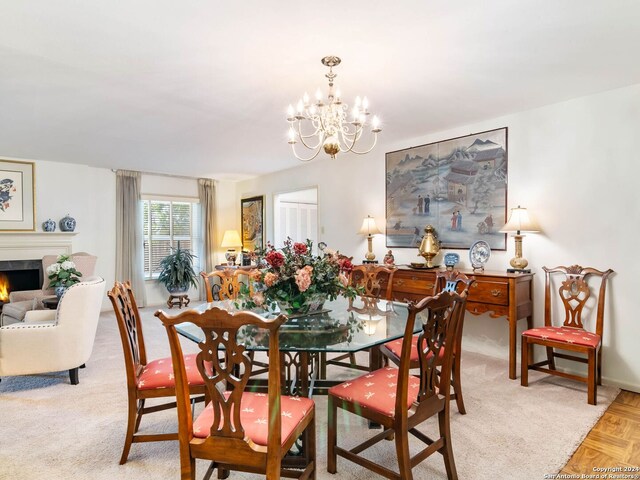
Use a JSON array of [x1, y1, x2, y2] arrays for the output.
[[55, 286, 66, 299], [42, 219, 56, 232], [59, 214, 76, 232]]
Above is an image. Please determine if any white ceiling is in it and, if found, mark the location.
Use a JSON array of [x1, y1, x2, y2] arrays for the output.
[[1, 1, 639, 180]]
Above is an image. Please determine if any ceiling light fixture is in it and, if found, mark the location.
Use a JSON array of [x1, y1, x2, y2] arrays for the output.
[[286, 56, 382, 162]]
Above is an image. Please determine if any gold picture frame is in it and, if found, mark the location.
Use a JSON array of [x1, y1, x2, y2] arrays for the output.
[[0, 159, 35, 231], [241, 195, 264, 252]]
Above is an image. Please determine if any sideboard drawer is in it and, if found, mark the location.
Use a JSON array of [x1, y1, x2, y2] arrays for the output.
[[392, 275, 435, 296], [468, 279, 509, 305]]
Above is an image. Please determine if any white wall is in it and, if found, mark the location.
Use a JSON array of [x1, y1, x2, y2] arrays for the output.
[[236, 82, 640, 391], [0, 156, 116, 309]]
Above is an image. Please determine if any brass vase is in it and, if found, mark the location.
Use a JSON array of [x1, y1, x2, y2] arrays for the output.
[[418, 225, 440, 268]]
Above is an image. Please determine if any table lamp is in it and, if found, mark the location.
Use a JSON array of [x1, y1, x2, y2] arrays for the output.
[[358, 215, 382, 263], [220, 230, 243, 266], [499, 206, 540, 273]]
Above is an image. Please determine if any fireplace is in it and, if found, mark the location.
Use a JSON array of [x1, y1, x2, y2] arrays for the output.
[[0, 259, 44, 308]]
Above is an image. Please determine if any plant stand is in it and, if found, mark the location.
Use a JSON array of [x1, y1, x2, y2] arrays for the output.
[[167, 293, 190, 309]]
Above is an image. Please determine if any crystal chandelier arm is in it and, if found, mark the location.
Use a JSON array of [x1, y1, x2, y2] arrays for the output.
[[342, 131, 379, 155], [295, 121, 323, 150], [338, 122, 364, 152], [290, 142, 323, 162]]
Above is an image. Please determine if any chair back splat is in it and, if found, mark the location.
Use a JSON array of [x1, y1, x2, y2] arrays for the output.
[[201, 268, 257, 302], [110, 281, 147, 381], [349, 264, 396, 300], [155, 306, 316, 479]]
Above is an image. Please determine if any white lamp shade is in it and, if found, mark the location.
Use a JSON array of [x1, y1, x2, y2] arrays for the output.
[[499, 206, 540, 233], [358, 215, 382, 236], [221, 230, 243, 248]]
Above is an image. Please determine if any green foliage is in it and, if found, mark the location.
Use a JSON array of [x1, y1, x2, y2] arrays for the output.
[[157, 245, 198, 292]]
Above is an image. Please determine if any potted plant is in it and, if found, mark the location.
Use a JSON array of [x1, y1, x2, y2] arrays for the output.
[[47, 254, 83, 298], [157, 244, 198, 293]]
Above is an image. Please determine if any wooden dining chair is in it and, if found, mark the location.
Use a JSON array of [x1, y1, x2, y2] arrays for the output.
[[155, 306, 316, 480], [328, 290, 468, 480], [521, 265, 614, 405], [201, 268, 268, 377], [107, 281, 206, 465], [201, 268, 255, 302], [324, 264, 397, 373], [380, 270, 474, 414]]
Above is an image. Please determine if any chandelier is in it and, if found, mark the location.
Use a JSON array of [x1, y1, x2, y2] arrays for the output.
[[286, 56, 381, 162]]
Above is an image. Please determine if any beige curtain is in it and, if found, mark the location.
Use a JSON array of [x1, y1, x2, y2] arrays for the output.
[[115, 170, 147, 307], [198, 178, 216, 300]]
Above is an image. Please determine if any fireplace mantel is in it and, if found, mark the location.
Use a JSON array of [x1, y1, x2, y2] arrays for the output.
[[0, 232, 78, 261]]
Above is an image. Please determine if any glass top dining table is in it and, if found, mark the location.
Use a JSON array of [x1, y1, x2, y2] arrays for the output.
[[174, 296, 413, 354], [173, 296, 416, 398]]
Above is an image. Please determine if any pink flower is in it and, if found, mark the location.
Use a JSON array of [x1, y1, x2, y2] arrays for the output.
[[252, 292, 265, 306], [265, 251, 285, 268], [295, 266, 313, 292], [264, 272, 279, 287], [338, 272, 349, 287], [293, 242, 308, 255]]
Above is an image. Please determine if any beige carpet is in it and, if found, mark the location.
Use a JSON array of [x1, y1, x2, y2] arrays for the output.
[[0, 304, 618, 480]]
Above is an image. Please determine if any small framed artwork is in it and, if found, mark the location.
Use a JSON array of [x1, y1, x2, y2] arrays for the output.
[[0, 159, 35, 231], [385, 127, 508, 250], [241, 195, 265, 251]]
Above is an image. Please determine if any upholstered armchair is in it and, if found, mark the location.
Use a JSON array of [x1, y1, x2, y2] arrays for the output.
[[1, 252, 97, 325], [0, 276, 105, 384]]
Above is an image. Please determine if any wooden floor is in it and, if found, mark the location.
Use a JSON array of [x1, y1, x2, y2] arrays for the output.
[[561, 390, 640, 473]]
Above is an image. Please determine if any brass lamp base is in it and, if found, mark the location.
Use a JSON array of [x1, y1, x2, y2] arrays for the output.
[[364, 235, 376, 262], [508, 234, 529, 272]]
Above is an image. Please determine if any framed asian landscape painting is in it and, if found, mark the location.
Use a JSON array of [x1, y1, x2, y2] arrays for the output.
[[0, 159, 35, 231], [241, 195, 264, 252], [385, 127, 508, 250]]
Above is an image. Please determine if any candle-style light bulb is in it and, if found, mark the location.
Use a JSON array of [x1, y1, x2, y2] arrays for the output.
[[372, 115, 381, 131], [352, 107, 360, 119], [288, 127, 296, 143], [335, 88, 341, 101], [296, 100, 304, 113], [315, 88, 322, 102], [355, 96, 362, 107], [362, 96, 369, 110], [303, 92, 310, 105], [287, 104, 294, 118]]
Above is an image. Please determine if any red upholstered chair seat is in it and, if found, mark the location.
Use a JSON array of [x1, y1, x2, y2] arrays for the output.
[[328, 367, 421, 417], [192, 392, 314, 447], [138, 353, 205, 390], [382, 336, 446, 363], [523, 326, 601, 348]]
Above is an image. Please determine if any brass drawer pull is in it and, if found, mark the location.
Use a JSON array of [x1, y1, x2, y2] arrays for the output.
[[491, 289, 502, 297], [395, 279, 405, 286], [472, 283, 479, 288]]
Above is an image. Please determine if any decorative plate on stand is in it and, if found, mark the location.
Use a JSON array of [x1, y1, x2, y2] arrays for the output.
[[469, 240, 491, 272]]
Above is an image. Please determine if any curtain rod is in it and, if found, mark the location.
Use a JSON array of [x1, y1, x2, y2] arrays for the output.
[[111, 169, 212, 182]]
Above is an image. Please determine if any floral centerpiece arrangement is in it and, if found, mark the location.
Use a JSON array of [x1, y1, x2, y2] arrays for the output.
[[47, 254, 83, 298], [240, 238, 357, 314]]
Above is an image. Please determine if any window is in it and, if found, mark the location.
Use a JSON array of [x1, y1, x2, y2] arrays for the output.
[[143, 199, 201, 279]]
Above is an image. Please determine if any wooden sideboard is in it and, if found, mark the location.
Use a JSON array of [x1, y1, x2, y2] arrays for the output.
[[390, 267, 534, 380]]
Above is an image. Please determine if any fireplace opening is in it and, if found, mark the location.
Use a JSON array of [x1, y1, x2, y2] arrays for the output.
[[0, 259, 43, 309]]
